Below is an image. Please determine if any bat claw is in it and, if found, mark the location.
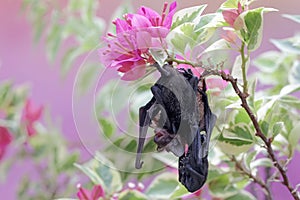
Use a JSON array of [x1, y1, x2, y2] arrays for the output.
[[135, 161, 144, 169]]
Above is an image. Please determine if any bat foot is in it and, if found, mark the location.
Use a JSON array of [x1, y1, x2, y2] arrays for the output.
[[135, 161, 144, 169]]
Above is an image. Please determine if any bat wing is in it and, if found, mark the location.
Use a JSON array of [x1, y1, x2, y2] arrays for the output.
[[135, 97, 156, 169]]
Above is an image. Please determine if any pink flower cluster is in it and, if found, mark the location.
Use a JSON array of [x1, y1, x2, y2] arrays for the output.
[[0, 99, 43, 161], [77, 184, 105, 200], [100, 2, 177, 81], [77, 182, 145, 200], [22, 99, 43, 137], [0, 126, 12, 161]]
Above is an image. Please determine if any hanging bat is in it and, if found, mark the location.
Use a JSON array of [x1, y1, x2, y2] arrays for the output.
[[135, 63, 216, 192]]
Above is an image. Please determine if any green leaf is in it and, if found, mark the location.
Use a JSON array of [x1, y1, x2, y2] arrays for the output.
[[195, 13, 217, 31], [279, 95, 300, 110], [149, 48, 168, 67], [146, 173, 179, 199], [119, 189, 147, 200], [170, 183, 190, 199], [58, 152, 79, 172], [280, 84, 300, 96], [220, 0, 239, 9], [271, 36, 300, 54], [61, 47, 84, 76], [143, 139, 156, 153], [0, 81, 12, 107], [257, 84, 300, 120], [171, 5, 207, 29], [75, 152, 122, 194], [283, 14, 300, 24], [201, 39, 231, 55], [231, 55, 250, 82], [218, 123, 254, 154], [152, 152, 178, 169], [288, 122, 300, 154], [74, 163, 105, 186], [77, 63, 101, 94], [167, 23, 198, 54], [225, 191, 256, 200], [207, 169, 222, 183], [208, 173, 237, 197], [194, 14, 219, 44], [244, 151, 258, 171], [243, 8, 263, 51], [95, 152, 122, 192], [253, 51, 281, 73], [260, 121, 269, 137], [234, 109, 250, 124], [124, 139, 137, 153], [46, 12, 63, 62], [240, 7, 277, 51], [219, 123, 254, 145], [250, 158, 273, 169], [289, 60, 300, 84], [99, 118, 115, 139], [272, 122, 284, 137]]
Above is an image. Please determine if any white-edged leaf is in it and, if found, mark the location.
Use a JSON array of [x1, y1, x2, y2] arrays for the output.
[[225, 191, 256, 200], [257, 84, 300, 120], [280, 84, 300, 96], [201, 39, 231, 56], [238, 7, 277, 51], [244, 151, 258, 170], [171, 5, 207, 29], [283, 14, 300, 24], [289, 60, 300, 84], [288, 122, 300, 152], [61, 47, 84, 76], [152, 152, 178, 169], [231, 55, 250, 82], [167, 22, 197, 54], [146, 172, 179, 199], [271, 36, 300, 55], [170, 184, 190, 199], [74, 152, 122, 194], [220, 0, 239, 9], [250, 158, 273, 170], [118, 189, 148, 200], [149, 48, 168, 67], [252, 51, 281, 73]]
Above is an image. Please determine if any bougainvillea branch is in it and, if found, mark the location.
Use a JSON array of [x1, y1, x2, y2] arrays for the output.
[[218, 71, 300, 200], [240, 42, 249, 95], [231, 156, 272, 200], [168, 57, 299, 200]]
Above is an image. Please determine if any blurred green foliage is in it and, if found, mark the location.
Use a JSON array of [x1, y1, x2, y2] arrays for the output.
[[7, 0, 300, 199]]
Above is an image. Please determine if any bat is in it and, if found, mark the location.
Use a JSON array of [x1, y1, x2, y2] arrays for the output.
[[135, 63, 216, 192]]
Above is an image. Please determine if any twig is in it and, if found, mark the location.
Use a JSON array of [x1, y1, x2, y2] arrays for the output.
[[240, 42, 249, 95], [232, 156, 272, 200], [168, 57, 300, 200], [218, 71, 299, 200]]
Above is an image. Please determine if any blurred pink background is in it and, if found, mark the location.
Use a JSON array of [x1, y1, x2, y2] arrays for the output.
[[0, 0, 299, 199]]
